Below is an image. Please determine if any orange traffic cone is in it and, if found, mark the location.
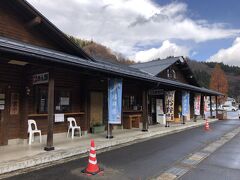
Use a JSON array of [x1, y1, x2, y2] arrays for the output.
[[204, 119, 210, 131], [82, 139, 103, 175]]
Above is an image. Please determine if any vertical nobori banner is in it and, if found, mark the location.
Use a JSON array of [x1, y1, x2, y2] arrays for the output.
[[165, 91, 175, 121], [182, 91, 190, 116], [194, 94, 201, 115], [108, 79, 122, 124], [204, 96, 208, 114]]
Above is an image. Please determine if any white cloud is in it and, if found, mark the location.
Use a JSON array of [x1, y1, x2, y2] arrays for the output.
[[28, 0, 240, 60], [207, 37, 240, 66], [133, 40, 189, 62]]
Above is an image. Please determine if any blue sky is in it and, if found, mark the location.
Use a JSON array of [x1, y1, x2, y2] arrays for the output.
[[28, 0, 240, 65], [154, 0, 240, 61], [155, 0, 240, 27]]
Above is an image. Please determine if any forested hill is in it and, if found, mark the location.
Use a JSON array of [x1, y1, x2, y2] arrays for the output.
[[69, 36, 240, 99], [69, 36, 134, 65], [187, 60, 240, 99]]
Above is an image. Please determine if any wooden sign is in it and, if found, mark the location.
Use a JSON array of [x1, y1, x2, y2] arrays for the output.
[[32, 72, 49, 85], [149, 89, 164, 96]]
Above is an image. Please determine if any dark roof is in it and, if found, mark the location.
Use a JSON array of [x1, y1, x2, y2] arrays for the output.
[[95, 58, 148, 75], [130, 56, 199, 86], [131, 57, 180, 76], [3, 0, 93, 61], [0, 36, 222, 96]]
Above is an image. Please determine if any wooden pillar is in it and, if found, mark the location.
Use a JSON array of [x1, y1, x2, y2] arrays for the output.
[[44, 70, 55, 151], [0, 84, 10, 145], [20, 67, 30, 139], [215, 96, 218, 116], [210, 96, 213, 118], [3, 85, 10, 145], [20, 87, 29, 139], [200, 94, 204, 119], [83, 80, 89, 133], [142, 89, 148, 132]]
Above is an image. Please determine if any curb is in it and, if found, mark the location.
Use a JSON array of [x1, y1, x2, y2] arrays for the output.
[[0, 119, 218, 176]]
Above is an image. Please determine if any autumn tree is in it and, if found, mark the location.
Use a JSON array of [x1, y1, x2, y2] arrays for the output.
[[210, 64, 228, 104]]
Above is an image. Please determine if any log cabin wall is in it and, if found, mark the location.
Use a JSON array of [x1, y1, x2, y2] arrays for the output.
[[0, 60, 24, 140], [0, 2, 62, 51], [122, 81, 143, 112], [190, 93, 194, 119], [158, 65, 190, 84], [27, 65, 87, 135], [174, 90, 181, 120], [122, 80, 143, 129]]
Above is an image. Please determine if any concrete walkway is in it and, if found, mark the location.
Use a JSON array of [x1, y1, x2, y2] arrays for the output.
[[0, 119, 217, 175]]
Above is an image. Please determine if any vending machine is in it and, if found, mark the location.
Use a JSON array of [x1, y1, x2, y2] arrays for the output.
[[156, 99, 165, 125]]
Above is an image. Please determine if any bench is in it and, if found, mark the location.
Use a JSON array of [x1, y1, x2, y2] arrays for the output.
[[123, 114, 141, 129]]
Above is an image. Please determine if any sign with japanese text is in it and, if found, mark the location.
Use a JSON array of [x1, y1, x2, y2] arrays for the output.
[[148, 89, 164, 96], [194, 94, 201, 115], [108, 79, 122, 124], [55, 113, 64, 123], [32, 72, 49, 85], [165, 91, 175, 121]]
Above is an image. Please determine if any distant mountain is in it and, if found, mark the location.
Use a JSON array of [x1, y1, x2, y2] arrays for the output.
[[69, 36, 240, 100], [187, 60, 240, 100]]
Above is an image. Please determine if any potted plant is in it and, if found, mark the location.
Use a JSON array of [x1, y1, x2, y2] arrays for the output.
[[91, 122, 105, 134]]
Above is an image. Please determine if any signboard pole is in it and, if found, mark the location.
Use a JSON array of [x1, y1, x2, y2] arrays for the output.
[[106, 122, 113, 139], [210, 96, 213, 117], [44, 69, 55, 151], [106, 79, 113, 139]]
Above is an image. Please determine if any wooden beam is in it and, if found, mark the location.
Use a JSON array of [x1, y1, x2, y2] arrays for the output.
[[27, 16, 42, 27], [20, 66, 30, 139], [2, 85, 10, 145], [142, 89, 148, 132], [210, 96, 213, 118], [82, 80, 89, 133], [200, 94, 204, 119], [44, 69, 55, 151], [215, 96, 218, 117]]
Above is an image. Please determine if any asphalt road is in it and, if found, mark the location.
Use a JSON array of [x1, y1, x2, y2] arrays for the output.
[[181, 127, 240, 180], [7, 119, 240, 180]]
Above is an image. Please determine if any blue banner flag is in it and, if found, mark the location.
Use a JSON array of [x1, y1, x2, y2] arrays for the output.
[[182, 91, 190, 116], [108, 79, 122, 124]]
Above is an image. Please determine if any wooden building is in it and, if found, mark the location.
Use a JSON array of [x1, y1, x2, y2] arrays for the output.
[[131, 57, 217, 124], [0, 0, 221, 149]]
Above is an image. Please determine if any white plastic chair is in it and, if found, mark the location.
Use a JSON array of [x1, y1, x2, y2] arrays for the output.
[[67, 117, 81, 139], [28, 119, 42, 145]]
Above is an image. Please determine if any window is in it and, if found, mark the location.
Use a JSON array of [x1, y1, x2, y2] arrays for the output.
[[172, 69, 176, 79], [55, 89, 71, 113], [167, 68, 176, 80], [35, 86, 71, 114], [36, 86, 48, 113], [123, 95, 142, 111]]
